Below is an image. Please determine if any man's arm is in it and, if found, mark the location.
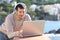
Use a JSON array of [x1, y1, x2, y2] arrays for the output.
[[25, 14, 32, 21], [1, 15, 22, 38]]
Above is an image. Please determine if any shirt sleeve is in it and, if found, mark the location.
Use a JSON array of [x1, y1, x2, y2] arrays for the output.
[[25, 14, 32, 21], [1, 15, 18, 38]]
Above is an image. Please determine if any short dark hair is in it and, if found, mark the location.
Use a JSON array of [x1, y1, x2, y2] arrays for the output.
[[15, 4, 24, 10]]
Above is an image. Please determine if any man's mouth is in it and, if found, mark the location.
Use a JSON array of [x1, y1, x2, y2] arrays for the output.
[[19, 15, 23, 18]]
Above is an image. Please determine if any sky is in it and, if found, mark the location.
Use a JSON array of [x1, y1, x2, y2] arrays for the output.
[[44, 21, 60, 33]]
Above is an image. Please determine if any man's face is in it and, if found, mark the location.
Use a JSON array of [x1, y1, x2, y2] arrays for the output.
[[16, 7, 25, 19]]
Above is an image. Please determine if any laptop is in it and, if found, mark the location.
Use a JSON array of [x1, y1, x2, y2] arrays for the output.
[[22, 20, 45, 38]]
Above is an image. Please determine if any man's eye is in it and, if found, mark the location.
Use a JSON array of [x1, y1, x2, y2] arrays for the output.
[[23, 11, 24, 13], [19, 11, 21, 13], [19, 11, 24, 13]]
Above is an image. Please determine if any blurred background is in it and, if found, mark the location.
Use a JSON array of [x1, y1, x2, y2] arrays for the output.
[[0, 0, 60, 40]]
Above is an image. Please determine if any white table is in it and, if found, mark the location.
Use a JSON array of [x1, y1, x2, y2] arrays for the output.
[[13, 35, 51, 40]]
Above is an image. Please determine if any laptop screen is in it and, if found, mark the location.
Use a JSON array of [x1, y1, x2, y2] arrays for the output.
[[22, 20, 45, 38]]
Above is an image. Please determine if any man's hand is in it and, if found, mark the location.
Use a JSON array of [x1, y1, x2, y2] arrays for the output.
[[16, 30, 23, 37]]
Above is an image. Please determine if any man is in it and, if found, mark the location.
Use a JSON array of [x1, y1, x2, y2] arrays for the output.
[[0, 2, 31, 40]]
